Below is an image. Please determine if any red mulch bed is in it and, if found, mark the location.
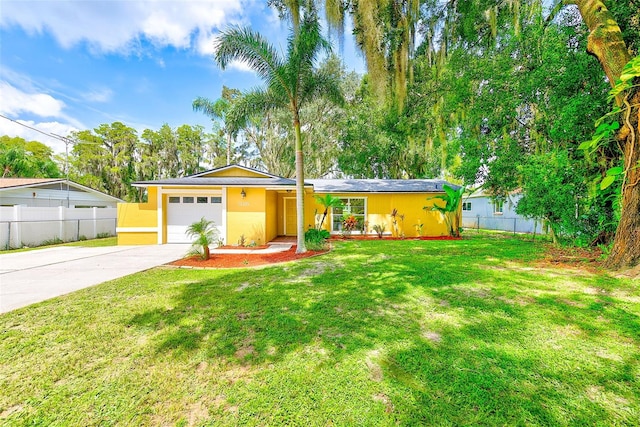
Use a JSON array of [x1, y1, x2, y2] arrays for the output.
[[330, 235, 461, 241], [171, 246, 327, 269]]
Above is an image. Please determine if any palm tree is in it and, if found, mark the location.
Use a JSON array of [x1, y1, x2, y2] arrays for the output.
[[186, 217, 220, 260], [427, 185, 464, 237], [193, 86, 241, 165], [214, 10, 343, 253], [315, 194, 343, 229]]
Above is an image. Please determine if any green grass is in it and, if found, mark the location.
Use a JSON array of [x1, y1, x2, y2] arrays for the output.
[[1, 235, 638, 426], [0, 236, 117, 253]]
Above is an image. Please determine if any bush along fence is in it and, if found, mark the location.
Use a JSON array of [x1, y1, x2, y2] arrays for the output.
[[0, 206, 117, 249]]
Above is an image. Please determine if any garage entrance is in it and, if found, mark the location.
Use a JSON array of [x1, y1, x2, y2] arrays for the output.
[[167, 194, 224, 243]]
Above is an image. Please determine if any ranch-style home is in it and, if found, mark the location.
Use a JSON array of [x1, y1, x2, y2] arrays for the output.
[[116, 164, 460, 245]]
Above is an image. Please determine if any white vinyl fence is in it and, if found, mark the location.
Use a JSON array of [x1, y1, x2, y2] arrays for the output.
[[0, 206, 117, 249]]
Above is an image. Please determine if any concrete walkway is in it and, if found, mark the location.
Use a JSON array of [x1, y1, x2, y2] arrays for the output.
[[0, 244, 189, 314]]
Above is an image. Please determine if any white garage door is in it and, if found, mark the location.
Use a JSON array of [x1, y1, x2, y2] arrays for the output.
[[167, 195, 224, 244]]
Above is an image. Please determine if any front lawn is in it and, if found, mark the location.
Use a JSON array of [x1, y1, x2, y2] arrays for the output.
[[1, 235, 638, 425]]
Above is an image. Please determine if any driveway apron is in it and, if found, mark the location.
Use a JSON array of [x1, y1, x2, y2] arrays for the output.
[[0, 245, 189, 314]]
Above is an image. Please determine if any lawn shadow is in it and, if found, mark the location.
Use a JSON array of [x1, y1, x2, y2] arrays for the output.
[[126, 238, 640, 425]]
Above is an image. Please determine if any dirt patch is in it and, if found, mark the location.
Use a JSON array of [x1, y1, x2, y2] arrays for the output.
[[536, 245, 604, 272], [372, 393, 395, 413], [0, 404, 23, 419], [170, 246, 327, 269]]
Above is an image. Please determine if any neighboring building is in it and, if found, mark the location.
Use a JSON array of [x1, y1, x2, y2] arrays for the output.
[[461, 189, 542, 234], [117, 164, 460, 245], [0, 178, 121, 248], [0, 178, 121, 208]]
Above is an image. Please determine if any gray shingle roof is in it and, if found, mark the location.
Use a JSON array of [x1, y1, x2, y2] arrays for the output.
[[133, 177, 297, 187], [307, 179, 458, 193]]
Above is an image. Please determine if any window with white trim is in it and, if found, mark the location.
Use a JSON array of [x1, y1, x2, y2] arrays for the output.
[[462, 202, 472, 211], [494, 199, 504, 214], [331, 198, 366, 233]]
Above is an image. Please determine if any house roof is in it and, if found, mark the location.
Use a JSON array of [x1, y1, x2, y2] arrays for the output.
[[0, 178, 63, 189], [0, 178, 123, 202], [307, 179, 458, 193], [133, 177, 298, 188], [133, 165, 460, 193]]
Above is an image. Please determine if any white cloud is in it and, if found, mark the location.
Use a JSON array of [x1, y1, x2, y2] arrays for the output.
[[0, 118, 80, 154], [227, 60, 256, 73], [0, 0, 247, 55], [84, 88, 114, 103], [0, 81, 66, 118]]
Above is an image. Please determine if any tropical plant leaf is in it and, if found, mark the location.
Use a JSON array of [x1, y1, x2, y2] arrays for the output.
[[600, 175, 616, 190], [606, 166, 623, 176]]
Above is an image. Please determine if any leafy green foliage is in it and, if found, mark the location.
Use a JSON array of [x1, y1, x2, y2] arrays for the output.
[[0, 135, 61, 178], [186, 217, 220, 260], [304, 228, 330, 250], [428, 184, 464, 237], [314, 193, 343, 229]]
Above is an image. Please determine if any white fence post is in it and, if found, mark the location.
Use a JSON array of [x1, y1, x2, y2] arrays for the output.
[[58, 206, 65, 241], [92, 207, 98, 238], [13, 205, 21, 248]]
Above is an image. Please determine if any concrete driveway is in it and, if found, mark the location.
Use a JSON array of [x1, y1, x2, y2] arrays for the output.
[[0, 244, 189, 314]]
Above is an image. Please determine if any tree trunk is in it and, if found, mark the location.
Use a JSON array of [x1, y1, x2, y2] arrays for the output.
[[293, 115, 307, 254], [569, 0, 640, 268], [605, 89, 640, 268]]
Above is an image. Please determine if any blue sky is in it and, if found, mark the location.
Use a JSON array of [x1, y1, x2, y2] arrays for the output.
[[0, 0, 365, 154]]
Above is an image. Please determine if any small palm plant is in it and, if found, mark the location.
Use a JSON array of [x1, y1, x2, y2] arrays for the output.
[[186, 217, 220, 260], [427, 185, 465, 237], [315, 194, 343, 229]]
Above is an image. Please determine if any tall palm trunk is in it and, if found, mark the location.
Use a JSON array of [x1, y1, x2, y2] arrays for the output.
[[569, 0, 639, 268], [293, 112, 307, 253]]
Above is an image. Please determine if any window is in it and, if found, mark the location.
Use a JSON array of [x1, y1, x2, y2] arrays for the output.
[[183, 197, 194, 204], [197, 196, 208, 204], [462, 202, 472, 211], [211, 197, 222, 204], [331, 198, 366, 233], [494, 199, 504, 214], [168, 196, 180, 203]]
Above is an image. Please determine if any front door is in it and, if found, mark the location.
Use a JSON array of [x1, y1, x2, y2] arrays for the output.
[[284, 198, 297, 236]]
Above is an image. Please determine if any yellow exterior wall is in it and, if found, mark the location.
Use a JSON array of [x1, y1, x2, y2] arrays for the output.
[[310, 192, 450, 237], [226, 187, 267, 245], [118, 232, 157, 245], [117, 178, 457, 246], [117, 187, 159, 245], [203, 168, 267, 178]]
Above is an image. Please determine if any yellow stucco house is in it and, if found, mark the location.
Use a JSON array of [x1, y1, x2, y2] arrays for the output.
[[116, 164, 458, 245]]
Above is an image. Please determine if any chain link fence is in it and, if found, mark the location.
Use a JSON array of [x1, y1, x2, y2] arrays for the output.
[[462, 215, 544, 235]]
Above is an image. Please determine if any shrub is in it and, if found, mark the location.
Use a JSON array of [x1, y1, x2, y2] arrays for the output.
[[372, 224, 386, 238], [342, 215, 358, 238], [305, 228, 330, 250]]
